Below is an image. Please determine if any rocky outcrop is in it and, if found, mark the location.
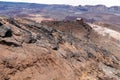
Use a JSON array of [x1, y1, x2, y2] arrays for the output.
[[0, 17, 120, 80], [0, 22, 12, 37]]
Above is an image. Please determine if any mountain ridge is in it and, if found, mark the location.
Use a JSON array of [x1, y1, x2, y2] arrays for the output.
[[0, 2, 120, 80], [0, 1, 120, 27]]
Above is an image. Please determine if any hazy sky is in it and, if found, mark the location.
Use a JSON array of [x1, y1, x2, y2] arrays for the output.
[[0, 0, 120, 7]]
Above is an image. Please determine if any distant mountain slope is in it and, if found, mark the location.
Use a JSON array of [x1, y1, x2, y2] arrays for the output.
[[0, 1, 120, 17], [0, 1, 120, 28]]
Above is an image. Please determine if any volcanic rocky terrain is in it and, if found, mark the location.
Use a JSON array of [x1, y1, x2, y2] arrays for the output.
[[0, 16, 120, 80]]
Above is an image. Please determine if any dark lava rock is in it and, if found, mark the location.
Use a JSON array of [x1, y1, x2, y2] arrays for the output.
[[0, 24, 12, 37]]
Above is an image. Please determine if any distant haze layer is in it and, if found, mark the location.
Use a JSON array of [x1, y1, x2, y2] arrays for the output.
[[0, 0, 120, 7]]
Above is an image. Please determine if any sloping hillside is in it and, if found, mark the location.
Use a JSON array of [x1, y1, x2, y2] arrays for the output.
[[0, 17, 120, 80]]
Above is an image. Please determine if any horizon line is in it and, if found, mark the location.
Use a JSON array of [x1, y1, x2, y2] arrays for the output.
[[0, 1, 119, 7]]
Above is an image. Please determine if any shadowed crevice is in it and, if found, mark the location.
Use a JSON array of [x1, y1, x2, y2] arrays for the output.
[[0, 40, 20, 47]]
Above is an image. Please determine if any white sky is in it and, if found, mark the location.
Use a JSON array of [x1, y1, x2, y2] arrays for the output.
[[0, 0, 120, 7]]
